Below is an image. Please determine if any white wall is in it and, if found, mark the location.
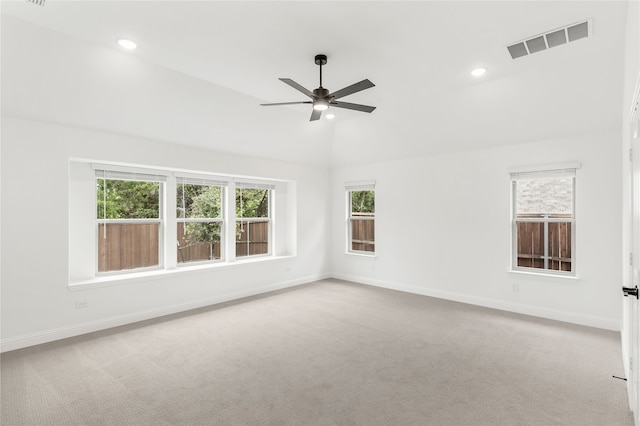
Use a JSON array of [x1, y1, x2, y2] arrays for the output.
[[0, 116, 331, 351], [331, 131, 623, 330]]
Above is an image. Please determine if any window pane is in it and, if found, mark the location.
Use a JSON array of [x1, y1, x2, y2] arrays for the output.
[[516, 222, 545, 269], [515, 177, 572, 217], [236, 188, 269, 218], [516, 221, 572, 271], [548, 222, 572, 271], [98, 223, 159, 272], [177, 184, 222, 219], [97, 179, 160, 219], [351, 190, 375, 215], [177, 222, 221, 263], [351, 219, 375, 252], [513, 173, 574, 274], [236, 220, 269, 257]]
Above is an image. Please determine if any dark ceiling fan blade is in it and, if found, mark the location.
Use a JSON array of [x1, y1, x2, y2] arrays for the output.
[[329, 79, 375, 100], [310, 109, 322, 121], [279, 78, 315, 98], [260, 101, 312, 106], [330, 101, 376, 113]]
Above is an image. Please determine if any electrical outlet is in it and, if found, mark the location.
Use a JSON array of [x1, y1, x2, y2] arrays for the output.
[[75, 300, 88, 309], [512, 283, 520, 293]]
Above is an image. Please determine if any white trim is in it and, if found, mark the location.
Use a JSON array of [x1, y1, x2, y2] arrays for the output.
[[630, 71, 640, 119], [509, 269, 579, 281], [510, 169, 576, 276], [345, 252, 377, 259], [2, 271, 330, 353], [347, 186, 376, 255], [3, 272, 617, 353], [70, 255, 296, 290], [331, 273, 618, 331]]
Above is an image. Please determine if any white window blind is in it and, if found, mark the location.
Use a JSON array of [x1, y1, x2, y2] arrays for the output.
[[509, 162, 580, 181], [510, 168, 576, 181], [345, 180, 376, 191], [236, 181, 276, 190], [94, 169, 166, 182], [176, 176, 229, 187]]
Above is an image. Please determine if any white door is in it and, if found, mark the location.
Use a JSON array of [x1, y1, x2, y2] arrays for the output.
[[628, 99, 640, 424]]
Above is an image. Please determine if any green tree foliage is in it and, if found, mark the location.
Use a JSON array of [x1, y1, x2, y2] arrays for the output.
[[97, 180, 270, 246], [97, 179, 159, 219], [178, 184, 222, 245], [351, 190, 375, 214], [178, 184, 222, 219], [236, 188, 269, 218]]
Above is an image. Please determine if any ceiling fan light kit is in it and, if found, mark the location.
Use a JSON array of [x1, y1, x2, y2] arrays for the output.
[[261, 54, 376, 121]]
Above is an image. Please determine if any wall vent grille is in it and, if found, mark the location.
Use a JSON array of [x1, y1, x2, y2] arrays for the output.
[[26, 0, 45, 6], [507, 19, 591, 59]]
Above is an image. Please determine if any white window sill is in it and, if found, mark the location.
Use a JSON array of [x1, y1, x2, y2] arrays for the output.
[[68, 255, 296, 291], [346, 252, 377, 259], [509, 269, 579, 281]]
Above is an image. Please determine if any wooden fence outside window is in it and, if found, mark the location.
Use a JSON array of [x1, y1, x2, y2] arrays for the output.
[[98, 221, 269, 272], [516, 215, 572, 272]]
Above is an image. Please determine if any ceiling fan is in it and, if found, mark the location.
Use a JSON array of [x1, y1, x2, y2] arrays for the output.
[[261, 54, 376, 121]]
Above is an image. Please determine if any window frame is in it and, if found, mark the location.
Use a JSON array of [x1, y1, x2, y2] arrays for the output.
[[176, 177, 227, 266], [95, 171, 165, 275], [510, 166, 578, 277], [346, 181, 376, 256], [81, 163, 284, 282], [235, 184, 273, 259]]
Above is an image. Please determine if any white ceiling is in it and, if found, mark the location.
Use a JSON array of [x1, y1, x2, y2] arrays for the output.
[[0, 1, 631, 167]]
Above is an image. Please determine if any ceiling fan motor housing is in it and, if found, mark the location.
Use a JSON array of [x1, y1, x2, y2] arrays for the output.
[[313, 87, 330, 99]]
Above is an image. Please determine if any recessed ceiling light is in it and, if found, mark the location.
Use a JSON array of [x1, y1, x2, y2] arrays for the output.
[[326, 113, 335, 120], [117, 38, 137, 50], [471, 67, 487, 77]]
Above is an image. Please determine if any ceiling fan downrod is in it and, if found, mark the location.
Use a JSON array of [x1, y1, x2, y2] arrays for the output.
[[315, 54, 327, 88]]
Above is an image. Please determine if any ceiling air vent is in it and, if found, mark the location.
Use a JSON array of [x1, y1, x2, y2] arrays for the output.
[[26, 0, 45, 5], [507, 19, 591, 59]]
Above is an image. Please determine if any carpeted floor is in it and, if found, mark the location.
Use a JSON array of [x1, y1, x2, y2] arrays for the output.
[[0, 279, 634, 425]]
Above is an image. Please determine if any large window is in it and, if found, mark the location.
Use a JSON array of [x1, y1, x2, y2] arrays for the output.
[[236, 184, 272, 257], [511, 167, 576, 275], [346, 182, 375, 254], [82, 164, 284, 279], [177, 177, 225, 264], [96, 170, 164, 273]]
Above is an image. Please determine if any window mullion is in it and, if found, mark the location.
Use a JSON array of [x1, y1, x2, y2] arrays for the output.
[[165, 176, 177, 270], [247, 218, 251, 256], [227, 182, 236, 262], [543, 218, 549, 270]]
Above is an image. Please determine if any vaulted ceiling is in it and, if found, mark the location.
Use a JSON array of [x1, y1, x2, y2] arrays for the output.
[[1, 1, 630, 167]]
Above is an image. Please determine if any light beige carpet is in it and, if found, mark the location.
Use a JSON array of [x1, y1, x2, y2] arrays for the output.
[[1, 279, 634, 425]]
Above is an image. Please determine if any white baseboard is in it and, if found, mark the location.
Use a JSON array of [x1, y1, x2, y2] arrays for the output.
[[0, 273, 331, 353], [2, 271, 618, 352], [331, 273, 620, 331]]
